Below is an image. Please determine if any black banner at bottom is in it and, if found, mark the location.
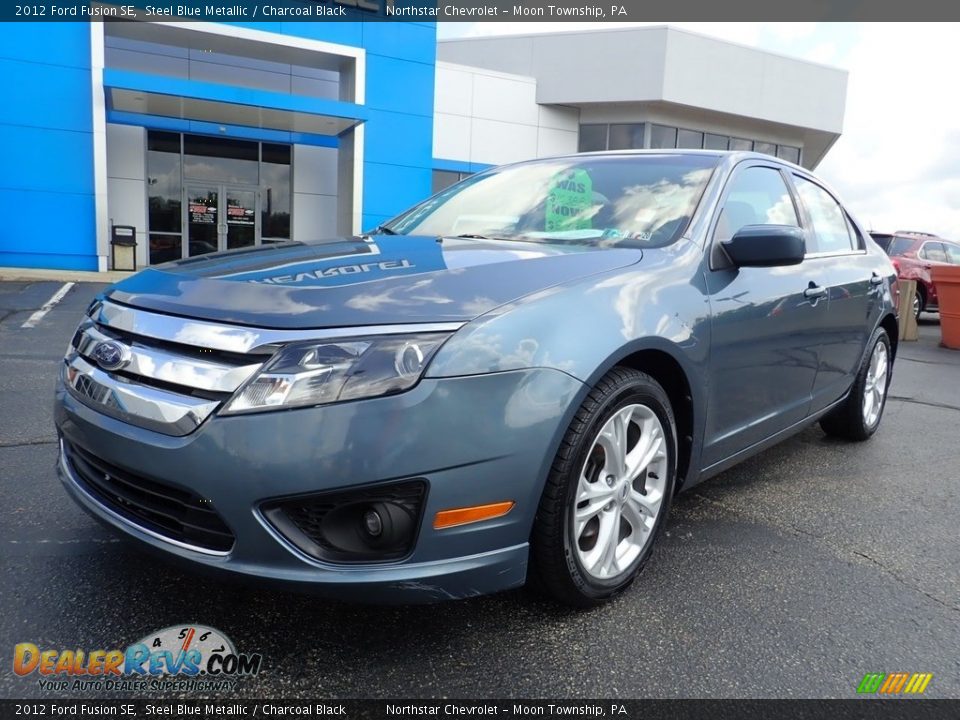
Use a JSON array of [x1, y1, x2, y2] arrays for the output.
[[1, 700, 959, 720]]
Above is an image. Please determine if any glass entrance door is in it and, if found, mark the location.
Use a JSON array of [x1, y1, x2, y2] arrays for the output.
[[185, 183, 260, 257], [186, 184, 220, 257], [224, 187, 257, 250]]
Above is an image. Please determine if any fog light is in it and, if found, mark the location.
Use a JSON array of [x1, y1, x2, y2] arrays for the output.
[[363, 508, 383, 538]]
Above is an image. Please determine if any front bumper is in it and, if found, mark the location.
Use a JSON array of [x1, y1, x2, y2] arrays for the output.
[[55, 368, 583, 602]]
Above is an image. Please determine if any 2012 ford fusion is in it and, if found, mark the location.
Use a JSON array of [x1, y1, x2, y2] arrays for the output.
[[55, 150, 898, 606]]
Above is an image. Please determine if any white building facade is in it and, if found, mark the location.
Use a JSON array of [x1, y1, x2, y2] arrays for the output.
[[431, 26, 847, 192]]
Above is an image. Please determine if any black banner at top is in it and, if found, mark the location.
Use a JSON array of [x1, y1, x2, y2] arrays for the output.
[[7, 0, 960, 21], [1, 700, 960, 720]]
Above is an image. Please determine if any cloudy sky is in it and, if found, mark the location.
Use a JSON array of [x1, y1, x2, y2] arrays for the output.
[[438, 22, 960, 239]]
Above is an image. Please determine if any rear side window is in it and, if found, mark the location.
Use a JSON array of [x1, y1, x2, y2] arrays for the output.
[[945, 243, 960, 265], [714, 166, 799, 243], [793, 176, 854, 253], [920, 242, 948, 262], [845, 215, 864, 250]]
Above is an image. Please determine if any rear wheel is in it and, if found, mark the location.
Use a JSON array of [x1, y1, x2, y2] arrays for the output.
[[820, 327, 891, 441], [529, 367, 676, 607]]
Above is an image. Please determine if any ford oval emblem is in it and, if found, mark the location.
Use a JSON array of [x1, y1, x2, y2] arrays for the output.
[[91, 341, 130, 372]]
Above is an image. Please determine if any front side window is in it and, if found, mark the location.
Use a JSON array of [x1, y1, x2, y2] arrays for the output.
[[714, 166, 799, 244], [793, 176, 853, 253], [386, 155, 719, 249]]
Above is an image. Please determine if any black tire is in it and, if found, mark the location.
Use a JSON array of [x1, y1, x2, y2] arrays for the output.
[[820, 327, 892, 441], [914, 288, 924, 321], [529, 367, 677, 607]]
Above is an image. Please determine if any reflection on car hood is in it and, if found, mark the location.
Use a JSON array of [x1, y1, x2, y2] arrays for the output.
[[105, 235, 643, 329]]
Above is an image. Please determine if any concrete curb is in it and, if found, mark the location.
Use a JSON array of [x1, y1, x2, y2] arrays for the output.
[[0, 267, 132, 284]]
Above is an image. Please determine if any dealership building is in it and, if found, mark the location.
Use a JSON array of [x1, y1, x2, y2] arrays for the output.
[[0, 22, 847, 271]]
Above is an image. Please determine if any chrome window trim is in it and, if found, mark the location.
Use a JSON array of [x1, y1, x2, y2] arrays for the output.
[[93, 300, 465, 354], [63, 354, 221, 436], [58, 439, 231, 558], [75, 321, 262, 393], [804, 249, 868, 259]]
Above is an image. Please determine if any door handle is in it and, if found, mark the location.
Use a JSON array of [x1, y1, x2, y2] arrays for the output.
[[870, 272, 884, 286], [803, 284, 827, 300]]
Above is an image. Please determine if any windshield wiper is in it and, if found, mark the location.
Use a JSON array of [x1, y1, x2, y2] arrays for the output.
[[449, 233, 515, 241]]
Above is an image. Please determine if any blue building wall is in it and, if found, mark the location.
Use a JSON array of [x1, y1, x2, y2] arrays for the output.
[[0, 23, 96, 270], [0, 21, 437, 270], [243, 22, 437, 231]]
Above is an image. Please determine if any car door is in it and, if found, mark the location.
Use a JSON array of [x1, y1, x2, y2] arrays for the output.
[[791, 174, 883, 413], [702, 163, 830, 468]]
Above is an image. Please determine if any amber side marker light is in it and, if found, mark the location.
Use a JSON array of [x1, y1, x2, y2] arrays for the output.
[[433, 501, 515, 530]]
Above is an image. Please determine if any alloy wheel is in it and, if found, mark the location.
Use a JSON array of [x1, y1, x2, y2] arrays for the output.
[[572, 404, 668, 581], [862, 341, 889, 428]]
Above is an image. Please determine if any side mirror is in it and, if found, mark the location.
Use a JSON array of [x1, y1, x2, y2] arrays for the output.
[[721, 225, 806, 268]]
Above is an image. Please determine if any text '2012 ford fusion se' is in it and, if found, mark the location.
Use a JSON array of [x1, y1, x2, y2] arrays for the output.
[[55, 151, 898, 606]]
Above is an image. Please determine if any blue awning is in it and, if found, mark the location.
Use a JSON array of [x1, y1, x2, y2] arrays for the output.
[[103, 69, 367, 137]]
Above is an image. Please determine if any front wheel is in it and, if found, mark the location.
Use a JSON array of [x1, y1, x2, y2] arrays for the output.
[[820, 327, 892, 441], [529, 367, 677, 607]]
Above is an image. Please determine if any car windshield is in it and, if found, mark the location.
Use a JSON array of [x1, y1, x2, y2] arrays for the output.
[[383, 154, 719, 249]]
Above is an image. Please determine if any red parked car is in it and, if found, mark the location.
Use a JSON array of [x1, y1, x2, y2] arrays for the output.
[[870, 231, 960, 319]]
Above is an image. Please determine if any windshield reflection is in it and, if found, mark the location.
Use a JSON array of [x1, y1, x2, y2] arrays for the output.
[[386, 155, 719, 249]]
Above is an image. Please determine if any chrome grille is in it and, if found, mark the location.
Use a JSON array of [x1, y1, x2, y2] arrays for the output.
[[62, 299, 465, 437], [63, 300, 269, 436]]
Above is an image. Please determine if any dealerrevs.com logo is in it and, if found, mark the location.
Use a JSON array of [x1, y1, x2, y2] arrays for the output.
[[13, 625, 262, 693]]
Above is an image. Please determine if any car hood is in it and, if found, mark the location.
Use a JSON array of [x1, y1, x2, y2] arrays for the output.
[[105, 235, 643, 329]]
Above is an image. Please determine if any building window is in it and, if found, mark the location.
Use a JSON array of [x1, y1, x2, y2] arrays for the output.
[[753, 141, 777, 157], [649, 125, 678, 149], [578, 125, 608, 152], [104, 33, 341, 101], [575, 122, 802, 165], [147, 131, 182, 266], [261, 143, 291, 241], [676, 129, 704, 149], [703, 133, 729, 151], [432, 170, 471, 194], [777, 145, 801, 165], [608, 124, 645, 150], [183, 135, 259, 185]]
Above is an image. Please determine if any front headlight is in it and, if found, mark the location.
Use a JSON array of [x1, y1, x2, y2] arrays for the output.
[[221, 333, 451, 414]]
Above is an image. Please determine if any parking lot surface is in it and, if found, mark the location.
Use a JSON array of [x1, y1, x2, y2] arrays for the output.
[[1, 280, 958, 699]]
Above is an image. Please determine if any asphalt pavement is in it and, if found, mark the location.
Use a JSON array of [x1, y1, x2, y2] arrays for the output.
[[1, 280, 958, 699]]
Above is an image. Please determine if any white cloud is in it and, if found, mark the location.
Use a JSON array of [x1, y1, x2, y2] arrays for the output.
[[439, 22, 960, 240], [817, 24, 960, 239]]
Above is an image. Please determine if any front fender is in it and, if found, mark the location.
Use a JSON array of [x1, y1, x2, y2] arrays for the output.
[[427, 240, 709, 383], [426, 240, 711, 492]]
